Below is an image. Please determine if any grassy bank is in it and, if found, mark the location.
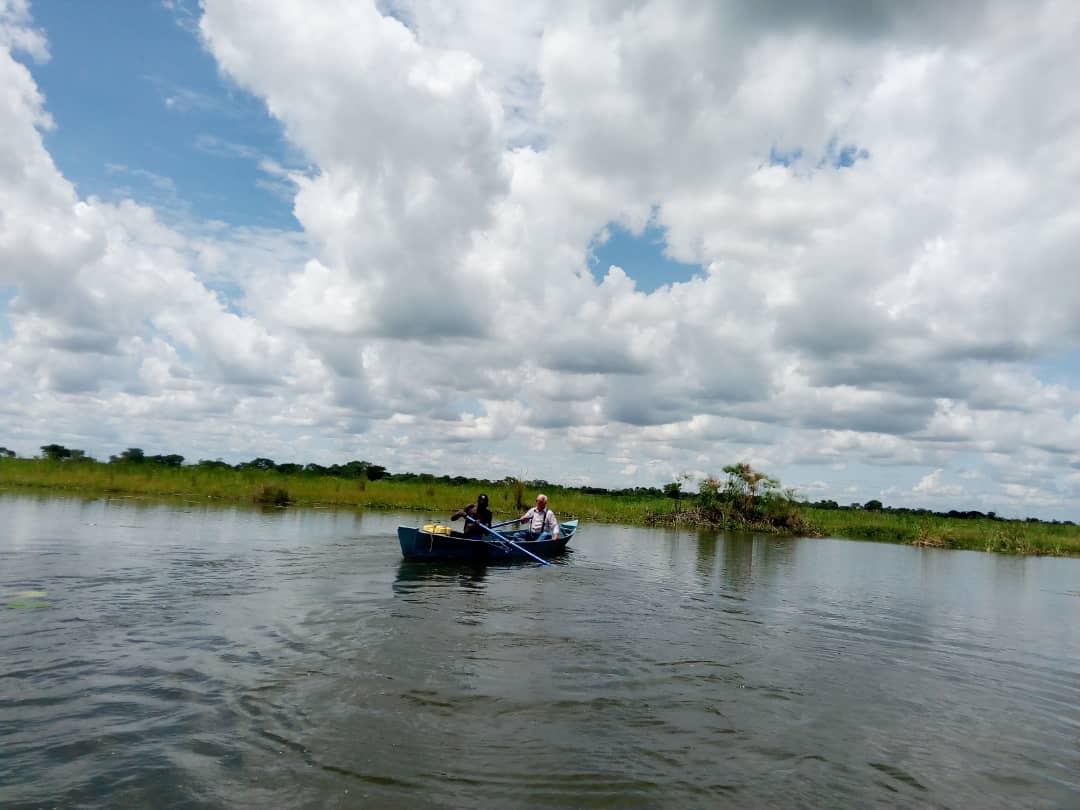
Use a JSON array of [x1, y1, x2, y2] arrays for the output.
[[2, 458, 1078, 556], [804, 507, 1080, 556], [0, 458, 667, 525]]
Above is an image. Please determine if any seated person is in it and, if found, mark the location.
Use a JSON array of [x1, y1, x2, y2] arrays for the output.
[[451, 493, 492, 538], [514, 493, 560, 542]]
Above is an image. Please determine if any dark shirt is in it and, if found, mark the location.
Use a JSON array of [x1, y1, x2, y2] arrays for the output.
[[451, 502, 493, 537]]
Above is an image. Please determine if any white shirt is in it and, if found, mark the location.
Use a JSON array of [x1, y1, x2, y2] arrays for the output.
[[523, 506, 558, 536]]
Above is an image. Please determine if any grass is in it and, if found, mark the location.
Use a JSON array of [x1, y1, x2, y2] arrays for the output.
[[2, 458, 1079, 556], [804, 507, 1080, 556], [0, 458, 667, 523]]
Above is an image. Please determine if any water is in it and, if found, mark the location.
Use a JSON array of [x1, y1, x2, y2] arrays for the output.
[[1, 494, 1078, 809]]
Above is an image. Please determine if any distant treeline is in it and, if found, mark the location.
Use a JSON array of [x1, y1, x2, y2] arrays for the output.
[[18, 444, 393, 481], [1, 443, 667, 499], [803, 498, 1076, 527]]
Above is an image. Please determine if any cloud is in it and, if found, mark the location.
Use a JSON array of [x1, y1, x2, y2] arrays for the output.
[[913, 468, 945, 494], [0, 0, 47, 61], [163, 86, 220, 113], [0, 20, 318, 443], [105, 162, 178, 195], [1, 0, 1079, 518], [193, 134, 305, 202], [200, 0, 510, 340], [161, 0, 200, 34]]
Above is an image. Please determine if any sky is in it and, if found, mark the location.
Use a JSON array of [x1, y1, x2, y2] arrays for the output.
[[1, 0, 1079, 520]]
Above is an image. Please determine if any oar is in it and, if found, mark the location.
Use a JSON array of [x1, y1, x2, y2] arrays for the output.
[[463, 515, 553, 567], [490, 518, 520, 530]]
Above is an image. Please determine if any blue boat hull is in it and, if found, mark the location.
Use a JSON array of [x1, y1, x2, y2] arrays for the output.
[[397, 521, 578, 562]]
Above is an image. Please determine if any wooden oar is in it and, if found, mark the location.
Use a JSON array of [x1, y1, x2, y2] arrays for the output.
[[463, 515, 553, 567]]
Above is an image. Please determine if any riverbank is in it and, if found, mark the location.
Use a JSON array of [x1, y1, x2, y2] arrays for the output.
[[2, 459, 1078, 556], [803, 507, 1080, 556], [0, 459, 657, 523]]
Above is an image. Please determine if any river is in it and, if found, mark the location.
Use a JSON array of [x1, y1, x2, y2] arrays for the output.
[[1, 494, 1078, 808]]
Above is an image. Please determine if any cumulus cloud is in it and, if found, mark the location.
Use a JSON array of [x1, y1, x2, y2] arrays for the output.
[[200, 0, 510, 340], [0, 6, 328, 458], [1, 0, 1079, 518]]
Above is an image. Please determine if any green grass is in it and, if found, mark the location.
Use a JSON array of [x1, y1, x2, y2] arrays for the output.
[[804, 507, 1080, 556], [2, 458, 1078, 556], [0, 458, 668, 524]]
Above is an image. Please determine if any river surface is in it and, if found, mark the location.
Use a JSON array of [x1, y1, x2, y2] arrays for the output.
[[1, 494, 1078, 809]]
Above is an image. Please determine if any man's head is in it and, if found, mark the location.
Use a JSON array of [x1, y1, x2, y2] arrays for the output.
[[535, 494, 548, 510], [477, 493, 489, 507]]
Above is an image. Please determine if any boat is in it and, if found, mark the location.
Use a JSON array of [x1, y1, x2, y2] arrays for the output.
[[397, 520, 579, 562]]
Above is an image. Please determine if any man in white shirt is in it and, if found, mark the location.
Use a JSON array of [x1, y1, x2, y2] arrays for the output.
[[514, 493, 560, 542]]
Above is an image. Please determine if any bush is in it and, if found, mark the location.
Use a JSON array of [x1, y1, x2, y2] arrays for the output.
[[253, 485, 291, 506], [644, 464, 810, 533]]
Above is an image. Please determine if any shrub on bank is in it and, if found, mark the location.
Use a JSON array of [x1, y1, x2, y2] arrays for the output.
[[253, 485, 291, 506], [646, 463, 814, 534]]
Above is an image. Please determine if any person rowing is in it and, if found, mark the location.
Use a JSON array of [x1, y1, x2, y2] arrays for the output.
[[513, 493, 560, 543], [451, 493, 492, 538]]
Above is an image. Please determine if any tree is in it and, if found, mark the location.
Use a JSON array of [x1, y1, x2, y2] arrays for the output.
[[692, 464, 807, 530], [722, 462, 779, 516], [664, 472, 690, 500], [39, 444, 91, 462], [0, 447, 15, 458], [336, 460, 371, 479], [147, 454, 184, 467], [237, 458, 277, 471], [40, 444, 72, 461], [110, 448, 145, 464], [864, 499, 883, 511]]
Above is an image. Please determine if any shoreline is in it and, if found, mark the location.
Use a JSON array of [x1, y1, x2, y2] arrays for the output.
[[2, 467, 1077, 557]]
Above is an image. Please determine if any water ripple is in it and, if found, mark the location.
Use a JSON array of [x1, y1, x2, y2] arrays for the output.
[[2, 497, 1079, 809]]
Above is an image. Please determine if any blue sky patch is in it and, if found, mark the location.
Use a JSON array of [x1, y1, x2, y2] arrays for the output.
[[769, 145, 803, 167], [768, 140, 869, 171], [0, 286, 15, 340], [25, 2, 298, 231], [590, 222, 702, 293], [821, 137, 870, 169], [1035, 350, 1080, 387]]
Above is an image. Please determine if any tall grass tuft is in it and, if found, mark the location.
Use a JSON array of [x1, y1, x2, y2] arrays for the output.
[[912, 523, 955, 549], [506, 477, 526, 511], [984, 525, 1032, 554]]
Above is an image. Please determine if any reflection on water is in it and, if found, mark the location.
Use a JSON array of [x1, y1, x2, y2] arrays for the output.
[[1, 493, 1079, 809], [394, 559, 490, 590]]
